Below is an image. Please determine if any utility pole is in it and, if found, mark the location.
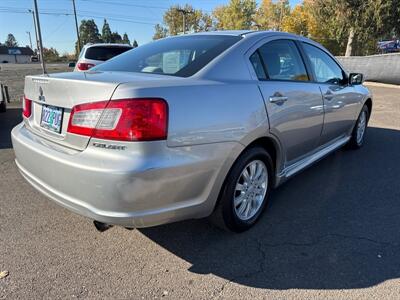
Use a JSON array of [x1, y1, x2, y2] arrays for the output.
[[28, 9, 40, 59], [177, 9, 193, 34], [26, 31, 33, 50], [33, 0, 47, 74], [72, 0, 81, 54]]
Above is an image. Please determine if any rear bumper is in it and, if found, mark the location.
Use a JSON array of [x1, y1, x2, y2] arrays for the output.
[[12, 123, 241, 227]]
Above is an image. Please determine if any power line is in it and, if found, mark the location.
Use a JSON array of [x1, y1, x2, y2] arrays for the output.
[[0, 7, 158, 25]]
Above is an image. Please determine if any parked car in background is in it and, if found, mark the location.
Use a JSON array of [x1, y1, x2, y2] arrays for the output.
[[30, 56, 39, 62], [377, 39, 400, 54], [12, 31, 372, 233], [74, 43, 132, 71]]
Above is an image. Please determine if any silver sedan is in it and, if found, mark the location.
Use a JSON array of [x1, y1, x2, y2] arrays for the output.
[[12, 31, 372, 232]]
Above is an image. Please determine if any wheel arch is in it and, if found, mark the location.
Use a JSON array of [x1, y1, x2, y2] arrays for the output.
[[210, 134, 283, 214], [364, 98, 372, 121]]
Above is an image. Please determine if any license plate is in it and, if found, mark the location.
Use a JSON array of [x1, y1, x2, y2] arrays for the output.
[[40, 105, 63, 133]]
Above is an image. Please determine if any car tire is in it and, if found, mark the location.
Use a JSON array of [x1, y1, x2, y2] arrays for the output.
[[210, 146, 273, 233], [347, 104, 369, 149]]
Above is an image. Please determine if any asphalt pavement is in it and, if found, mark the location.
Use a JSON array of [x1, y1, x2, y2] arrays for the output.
[[0, 85, 399, 299]]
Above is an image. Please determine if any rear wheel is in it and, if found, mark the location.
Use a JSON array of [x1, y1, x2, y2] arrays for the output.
[[211, 147, 273, 232], [347, 104, 369, 149]]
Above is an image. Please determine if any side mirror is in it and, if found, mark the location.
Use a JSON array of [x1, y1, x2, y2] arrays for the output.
[[68, 62, 76, 68], [349, 73, 363, 85]]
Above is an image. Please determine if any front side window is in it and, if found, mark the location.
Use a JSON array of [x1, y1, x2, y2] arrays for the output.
[[94, 35, 242, 77], [255, 40, 309, 81], [302, 43, 345, 85]]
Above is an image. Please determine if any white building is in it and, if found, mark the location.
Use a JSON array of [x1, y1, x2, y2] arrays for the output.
[[0, 46, 35, 63]]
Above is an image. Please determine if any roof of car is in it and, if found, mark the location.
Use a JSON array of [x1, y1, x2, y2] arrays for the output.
[[84, 43, 133, 48], [191, 30, 256, 36], [189, 30, 305, 39]]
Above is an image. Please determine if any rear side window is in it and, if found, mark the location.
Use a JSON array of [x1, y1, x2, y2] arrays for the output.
[[94, 35, 242, 77], [255, 40, 309, 81], [302, 43, 345, 85], [85, 46, 132, 61]]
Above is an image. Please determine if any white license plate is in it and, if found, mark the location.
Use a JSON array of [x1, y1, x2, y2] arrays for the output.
[[40, 105, 63, 133]]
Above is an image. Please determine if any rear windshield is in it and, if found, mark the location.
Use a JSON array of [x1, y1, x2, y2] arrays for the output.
[[85, 46, 132, 61], [93, 35, 242, 77]]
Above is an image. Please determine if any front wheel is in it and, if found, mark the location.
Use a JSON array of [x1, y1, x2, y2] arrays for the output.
[[211, 147, 273, 233], [347, 104, 369, 149]]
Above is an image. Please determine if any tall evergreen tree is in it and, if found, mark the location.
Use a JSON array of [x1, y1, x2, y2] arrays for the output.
[[122, 33, 130, 45], [101, 19, 112, 43]]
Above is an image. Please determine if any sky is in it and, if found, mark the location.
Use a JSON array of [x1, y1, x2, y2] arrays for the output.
[[0, 0, 301, 54]]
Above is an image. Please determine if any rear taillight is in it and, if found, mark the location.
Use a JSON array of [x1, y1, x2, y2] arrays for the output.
[[67, 98, 168, 141], [22, 96, 32, 118], [77, 62, 95, 71]]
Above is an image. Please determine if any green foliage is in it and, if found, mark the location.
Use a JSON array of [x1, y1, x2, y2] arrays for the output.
[[313, 0, 400, 55], [110, 32, 122, 43], [43, 47, 62, 62], [254, 0, 290, 30], [101, 19, 112, 43], [213, 0, 256, 30], [132, 40, 138, 48], [122, 33, 130, 45], [152, 4, 212, 39], [5, 33, 18, 47], [153, 24, 168, 40]]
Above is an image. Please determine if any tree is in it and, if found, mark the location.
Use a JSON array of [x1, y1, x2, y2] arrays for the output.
[[312, 0, 400, 56], [132, 40, 138, 48], [163, 4, 209, 35], [254, 0, 290, 30], [153, 24, 167, 40], [101, 19, 112, 43], [281, 5, 309, 35], [76, 19, 101, 53], [110, 32, 122, 43], [43, 47, 60, 62], [213, 0, 257, 30], [122, 33, 130, 45], [5, 33, 18, 47]]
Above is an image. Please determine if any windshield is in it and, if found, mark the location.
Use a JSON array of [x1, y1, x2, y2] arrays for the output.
[[93, 35, 242, 77]]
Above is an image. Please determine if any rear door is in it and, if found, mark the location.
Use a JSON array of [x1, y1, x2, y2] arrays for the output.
[[249, 39, 324, 164], [300, 42, 362, 145]]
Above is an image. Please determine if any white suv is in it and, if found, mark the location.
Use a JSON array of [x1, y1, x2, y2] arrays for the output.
[[74, 43, 133, 71]]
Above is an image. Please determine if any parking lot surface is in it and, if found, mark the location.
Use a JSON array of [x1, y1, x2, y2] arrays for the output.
[[0, 79, 399, 298]]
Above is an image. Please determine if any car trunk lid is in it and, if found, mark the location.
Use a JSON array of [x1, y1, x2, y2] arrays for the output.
[[24, 71, 134, 151]]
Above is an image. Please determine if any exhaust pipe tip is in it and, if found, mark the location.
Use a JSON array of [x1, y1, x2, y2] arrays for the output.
[[93, 220, 112, 232]]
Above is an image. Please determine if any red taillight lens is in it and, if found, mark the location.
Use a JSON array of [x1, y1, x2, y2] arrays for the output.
[[77, 62, 95, 71], [67, 98, 168, 141], [22, 96, 32, 118]]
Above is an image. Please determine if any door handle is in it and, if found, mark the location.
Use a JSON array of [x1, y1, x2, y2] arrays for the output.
[[269, 95, 288, 104], [324, 91, 334, 101]]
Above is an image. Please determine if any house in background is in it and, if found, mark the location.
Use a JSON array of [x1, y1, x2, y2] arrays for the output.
[[0, 46, 35, 63]]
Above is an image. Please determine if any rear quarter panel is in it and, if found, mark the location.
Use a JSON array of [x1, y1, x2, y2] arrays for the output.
[[112, 80, 270, 147]]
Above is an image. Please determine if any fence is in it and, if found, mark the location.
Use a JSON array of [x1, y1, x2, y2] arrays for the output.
[[337, 53, 400, 85]]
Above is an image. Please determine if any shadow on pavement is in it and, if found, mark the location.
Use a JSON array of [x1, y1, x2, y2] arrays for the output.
[[0, 108, 21, 149], [141, 127, 400, 290]]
